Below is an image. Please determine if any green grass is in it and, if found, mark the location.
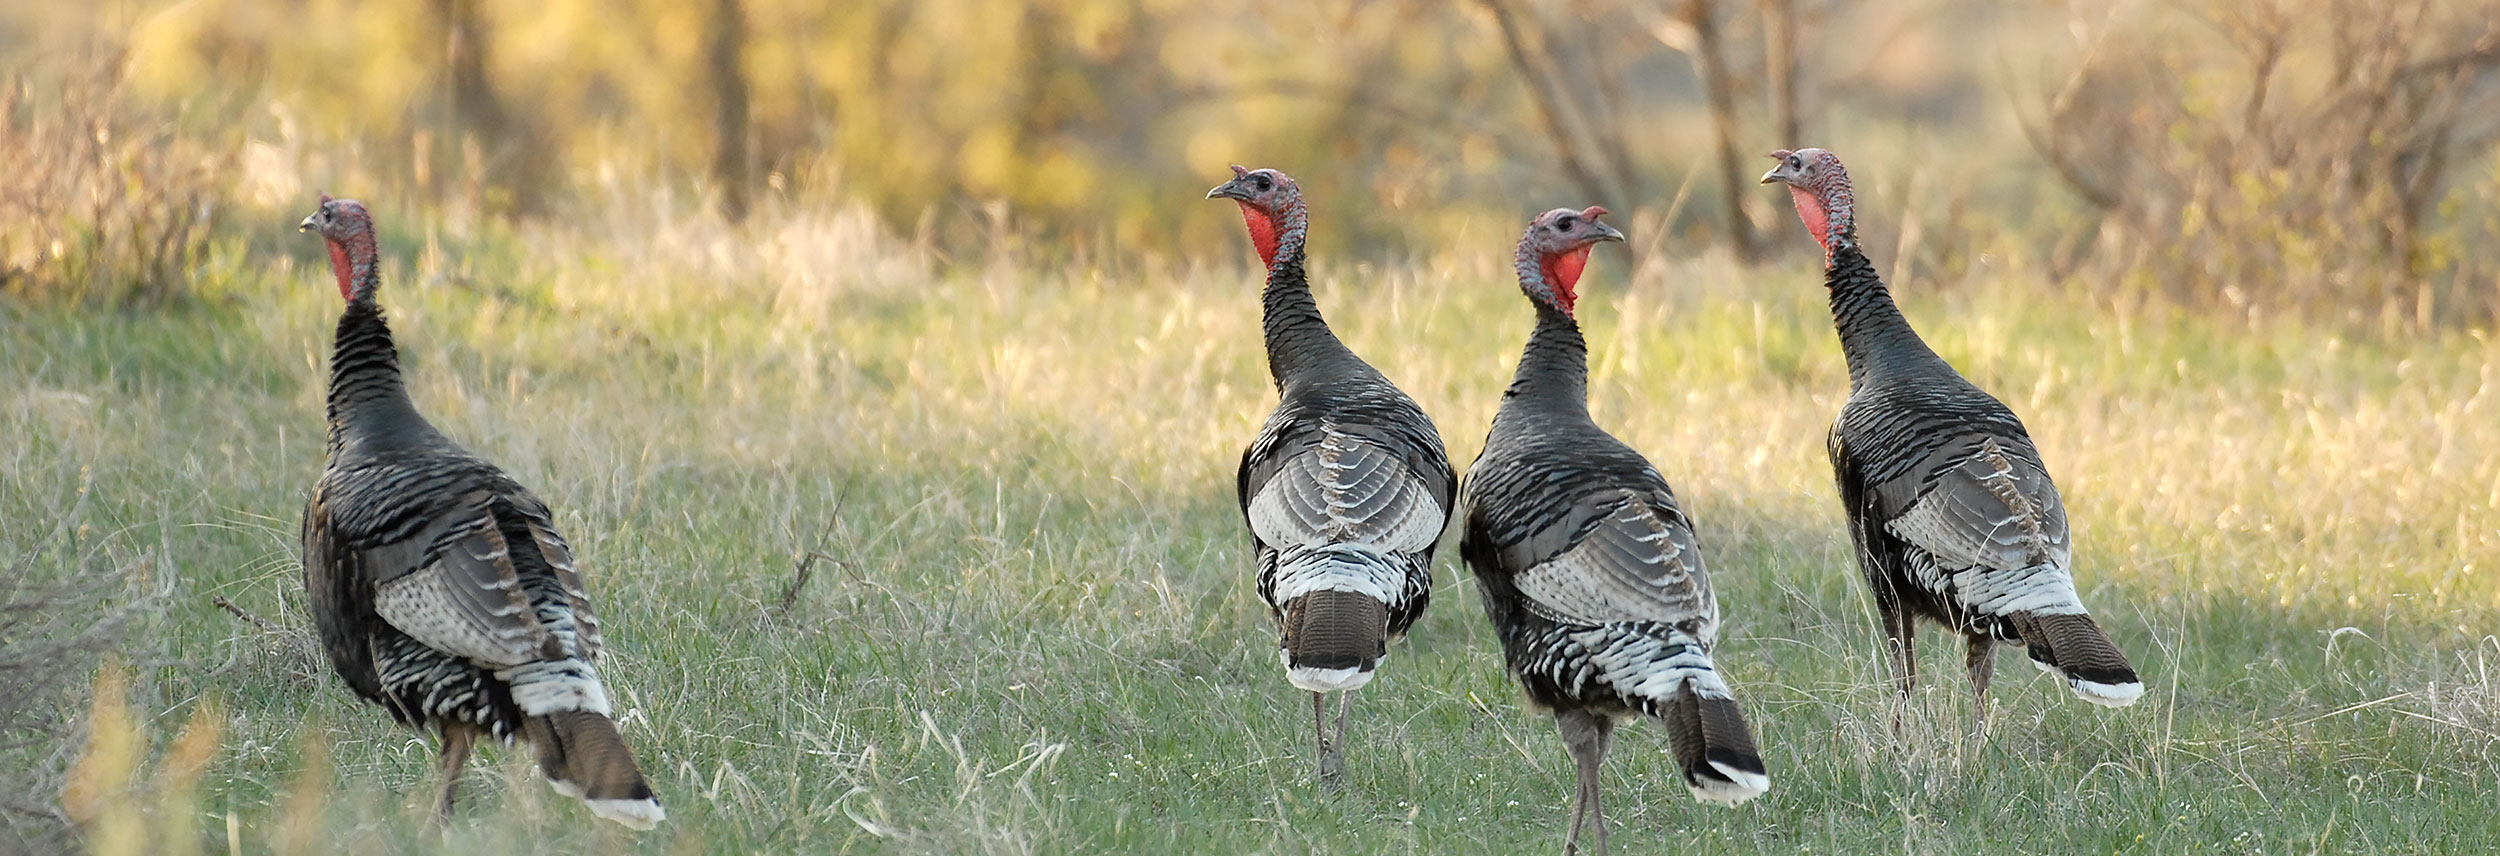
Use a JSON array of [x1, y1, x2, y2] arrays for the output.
[[8, 206, 2500, 854]]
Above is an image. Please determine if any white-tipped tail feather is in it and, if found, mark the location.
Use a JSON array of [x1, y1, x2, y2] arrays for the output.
[[524, 710, 662, 829], [2029, 652, 2145, 707], [1272, 570, 1398, 694], [1285, 661, 1378, 693], [584, 795, 666, 829], [1691, 762, 1771, 806], [2071, 677, 2145, 707], [545, 765, 666, 829], [1549, 627, 1771, 808], [545, 770, 665, 825]]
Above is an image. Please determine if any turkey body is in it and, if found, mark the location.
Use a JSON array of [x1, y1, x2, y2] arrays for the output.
[[303, 427, 607, 749], [1462, 307, 1768, 809], [1761, 147, 2142, 715], [1212, 167, 1456, 785], [1461, 208, 1764, 856], [1822, 244, 2142, 708], [1240, 368, 1453, 696], [298, 197, 660, 828]]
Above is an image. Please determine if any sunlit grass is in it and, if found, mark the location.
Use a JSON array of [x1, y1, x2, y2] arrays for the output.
[[6, 201, 2500, 853]]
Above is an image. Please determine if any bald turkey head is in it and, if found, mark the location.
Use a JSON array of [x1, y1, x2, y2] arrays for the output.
[[1206, 165, 1303, 268], [1759, 147, 1855, 258], [1513, 206, 1625, 317], [300, 195, 380, 303]]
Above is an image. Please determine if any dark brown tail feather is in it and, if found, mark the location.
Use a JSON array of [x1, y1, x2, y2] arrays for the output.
[[1281, 590, 1388, 691], [2015, 612, 2144, 707], [1660, 688, 1770, 805], [524, 711, 665, 828]]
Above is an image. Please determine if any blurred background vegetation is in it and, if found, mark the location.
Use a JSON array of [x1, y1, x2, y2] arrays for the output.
[[5, 2, 2500, 851], [0, 0, 2493, 324]]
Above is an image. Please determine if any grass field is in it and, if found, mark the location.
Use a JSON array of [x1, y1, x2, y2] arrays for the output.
[[8, 203, 2500, 854]]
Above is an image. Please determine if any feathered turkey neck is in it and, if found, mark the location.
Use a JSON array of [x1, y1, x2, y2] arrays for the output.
[[322, 227, 427, 456], [1791, 162, 1946, 388], [1504, 232, 1591, 416], [1248, 192, 1356, 385]]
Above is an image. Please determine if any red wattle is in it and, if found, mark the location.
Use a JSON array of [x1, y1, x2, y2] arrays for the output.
[[326, 240, 353, 301], [1787, 186, 1830, 250], [1541, 246, 1593, 315], [1235, 202, 1280, 267]]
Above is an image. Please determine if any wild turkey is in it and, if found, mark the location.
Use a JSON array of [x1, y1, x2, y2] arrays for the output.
[[297, 196, 663, 828], [1760, 148, 2143, 724], [1461, 207, 1769, 855], [1206, 166, 1456, 785]]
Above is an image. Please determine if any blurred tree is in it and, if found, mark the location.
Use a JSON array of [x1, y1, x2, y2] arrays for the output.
[[1479, 0, 1615, 209], [1758, 0, 1801, 145], [707, 0, 752, 222], [2021, 0, 2500, 324], [430, 0, 546, 214], [32, 0, 2499, 324], [1678, 0, 1760, 262]]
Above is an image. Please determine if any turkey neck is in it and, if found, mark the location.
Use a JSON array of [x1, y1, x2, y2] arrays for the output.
[[1257, 199, 1359, 386], [1502, 300, 1590, 420], [324, 244, 431, 456], [1823, 242, 1948, 386]]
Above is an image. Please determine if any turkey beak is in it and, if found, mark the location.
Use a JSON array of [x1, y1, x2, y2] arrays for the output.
[[1207, 179, 1251, 202], [1760, 151, 1793, 185], [1592, 222, 1625, 243], [298, 214, 317, 232]]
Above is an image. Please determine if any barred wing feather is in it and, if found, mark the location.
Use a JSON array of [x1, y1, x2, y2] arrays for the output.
[[1508, 490, 1716, 633], [1246, 424, 1446, 555]]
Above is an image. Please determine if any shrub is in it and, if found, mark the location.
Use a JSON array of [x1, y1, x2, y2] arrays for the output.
[[2024, 0, 2500, 327], [0, 486, 170, 849], [0, 51, 233, 306]]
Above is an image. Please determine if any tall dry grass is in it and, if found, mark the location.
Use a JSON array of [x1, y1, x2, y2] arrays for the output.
[[6, 195, 2497, 850], [0, 484, 171, 850]]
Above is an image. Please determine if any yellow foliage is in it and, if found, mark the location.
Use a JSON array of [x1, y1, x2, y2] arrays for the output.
[[271, 735, 332, 856], [61, 662, 230, 856], [960, 126, 1021, 197], [17, 0, 2500, 318], [60, 663, 137, 835]]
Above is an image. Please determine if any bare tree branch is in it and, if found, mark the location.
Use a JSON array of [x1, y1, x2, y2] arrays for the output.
[[1478, 0, 1611, 207], [1681, 0, 1761, 261], [2008, 15, 2123, 212]]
